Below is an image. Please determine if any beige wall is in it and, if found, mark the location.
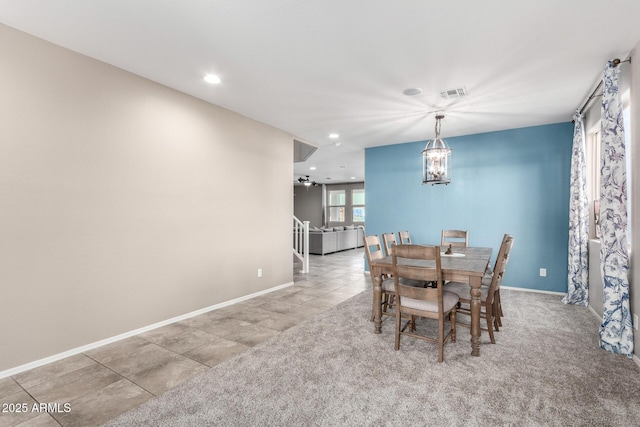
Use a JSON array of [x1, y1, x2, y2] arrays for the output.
[[0, 24, 293, 372]]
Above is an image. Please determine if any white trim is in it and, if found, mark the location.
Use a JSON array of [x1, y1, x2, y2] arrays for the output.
[[587, 305, 602, 321], [634, 354, 640, 369], [501, 285, 566, 296], [0, 281, 294, 379]]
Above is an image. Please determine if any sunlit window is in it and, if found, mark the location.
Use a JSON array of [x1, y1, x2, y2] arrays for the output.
[[589, 90, 631, 243], [352, 189, 365, 222], [328, 190, 346, 222], [326, 186, 365, 226]]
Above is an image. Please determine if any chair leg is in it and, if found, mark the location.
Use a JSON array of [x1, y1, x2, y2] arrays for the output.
[[370, 292, 376, 321], [394, 311, 401, 350], [494, 295, 503, 328], [438, 317, 444, 363], [450, 309, 457, 343], [496, 290, 504, 318], [486, 305, 496, 344]]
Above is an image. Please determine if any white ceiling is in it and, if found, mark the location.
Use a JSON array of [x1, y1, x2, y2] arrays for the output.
[[2, 1, 640, 184]]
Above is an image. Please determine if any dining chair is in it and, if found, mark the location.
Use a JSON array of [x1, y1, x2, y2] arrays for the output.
[[482, 234, 512, 324], [484, 234, 512, 328], [392, 244, 459, 362], [381, 232, 398, 257], [443, 234, 514, 344], [441, 229, 469, 248], [398, 230, 412, 244], [363, 234, 395, 321]]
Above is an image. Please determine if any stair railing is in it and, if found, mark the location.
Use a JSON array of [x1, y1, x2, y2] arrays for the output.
[[293, 216, 310, 273]]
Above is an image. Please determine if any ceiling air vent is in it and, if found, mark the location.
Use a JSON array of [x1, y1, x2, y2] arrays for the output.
[[439, 87, 468, 99]]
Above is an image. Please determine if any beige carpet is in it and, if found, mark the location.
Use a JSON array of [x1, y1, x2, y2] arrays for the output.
[[105, 289, 640, 426]]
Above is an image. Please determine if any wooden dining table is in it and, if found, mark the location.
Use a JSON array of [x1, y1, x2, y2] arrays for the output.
[[369, 246, 492, 357]]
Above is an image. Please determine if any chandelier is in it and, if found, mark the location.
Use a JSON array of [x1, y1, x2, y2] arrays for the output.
[[422, 114, 451, 185]]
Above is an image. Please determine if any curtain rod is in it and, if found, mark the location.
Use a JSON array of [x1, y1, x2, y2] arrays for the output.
[[576, 57, 631, 117]]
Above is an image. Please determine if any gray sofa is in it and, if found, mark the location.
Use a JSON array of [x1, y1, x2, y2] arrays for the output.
[[309, 226, 365, 255]]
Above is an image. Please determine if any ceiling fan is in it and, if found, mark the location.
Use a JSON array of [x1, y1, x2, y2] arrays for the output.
[[297, 175, 318, 187]]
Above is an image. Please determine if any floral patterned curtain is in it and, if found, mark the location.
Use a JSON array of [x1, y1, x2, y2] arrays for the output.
[[563, 111, 589, 306], [599, 61, 633, 357]]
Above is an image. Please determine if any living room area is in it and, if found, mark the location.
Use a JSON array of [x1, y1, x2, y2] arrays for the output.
[[294, 181, 366, 256]]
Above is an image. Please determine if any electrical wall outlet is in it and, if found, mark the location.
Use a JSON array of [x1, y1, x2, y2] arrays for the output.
[[539, 268, 547, 277], [257, 268, 263, 278]]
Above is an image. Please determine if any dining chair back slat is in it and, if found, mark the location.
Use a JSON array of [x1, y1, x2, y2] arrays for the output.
[[364, 235, 384, 262], [441, 229, 469, 248], [381, 232, 398, 257], [398, 230, 412, 244]]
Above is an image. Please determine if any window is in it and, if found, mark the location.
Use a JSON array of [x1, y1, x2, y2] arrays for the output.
[[325, 184, 365, 226], [352, 189, 365, 222], [587, 91, 631, 242], [591, 130, 601, 204], [590, 129, 601, 238], [622, 100, 632, 246], [328, 190, 346, 222]]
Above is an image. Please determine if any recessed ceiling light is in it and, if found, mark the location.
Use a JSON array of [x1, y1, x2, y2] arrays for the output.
[[329, 133, 339, 139], [204, 74, 221, 84], [350, 176, 356, 180], [403, 87, 422, 96], [310, 166, 316, 170]]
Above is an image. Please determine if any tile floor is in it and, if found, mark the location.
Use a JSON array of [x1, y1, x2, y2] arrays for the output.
[[0, 249, 367, 427]]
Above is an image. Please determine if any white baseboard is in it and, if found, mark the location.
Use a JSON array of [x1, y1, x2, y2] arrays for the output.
[[501, 285, 566, 296], [587, 305, 602, 321], [0, 281, 294, 379]]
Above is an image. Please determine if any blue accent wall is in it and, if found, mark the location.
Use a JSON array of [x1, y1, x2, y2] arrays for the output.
[[364, 122, 574, 292]]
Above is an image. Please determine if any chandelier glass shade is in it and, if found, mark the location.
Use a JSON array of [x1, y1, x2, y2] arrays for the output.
[[422, 114, 451, 185]]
